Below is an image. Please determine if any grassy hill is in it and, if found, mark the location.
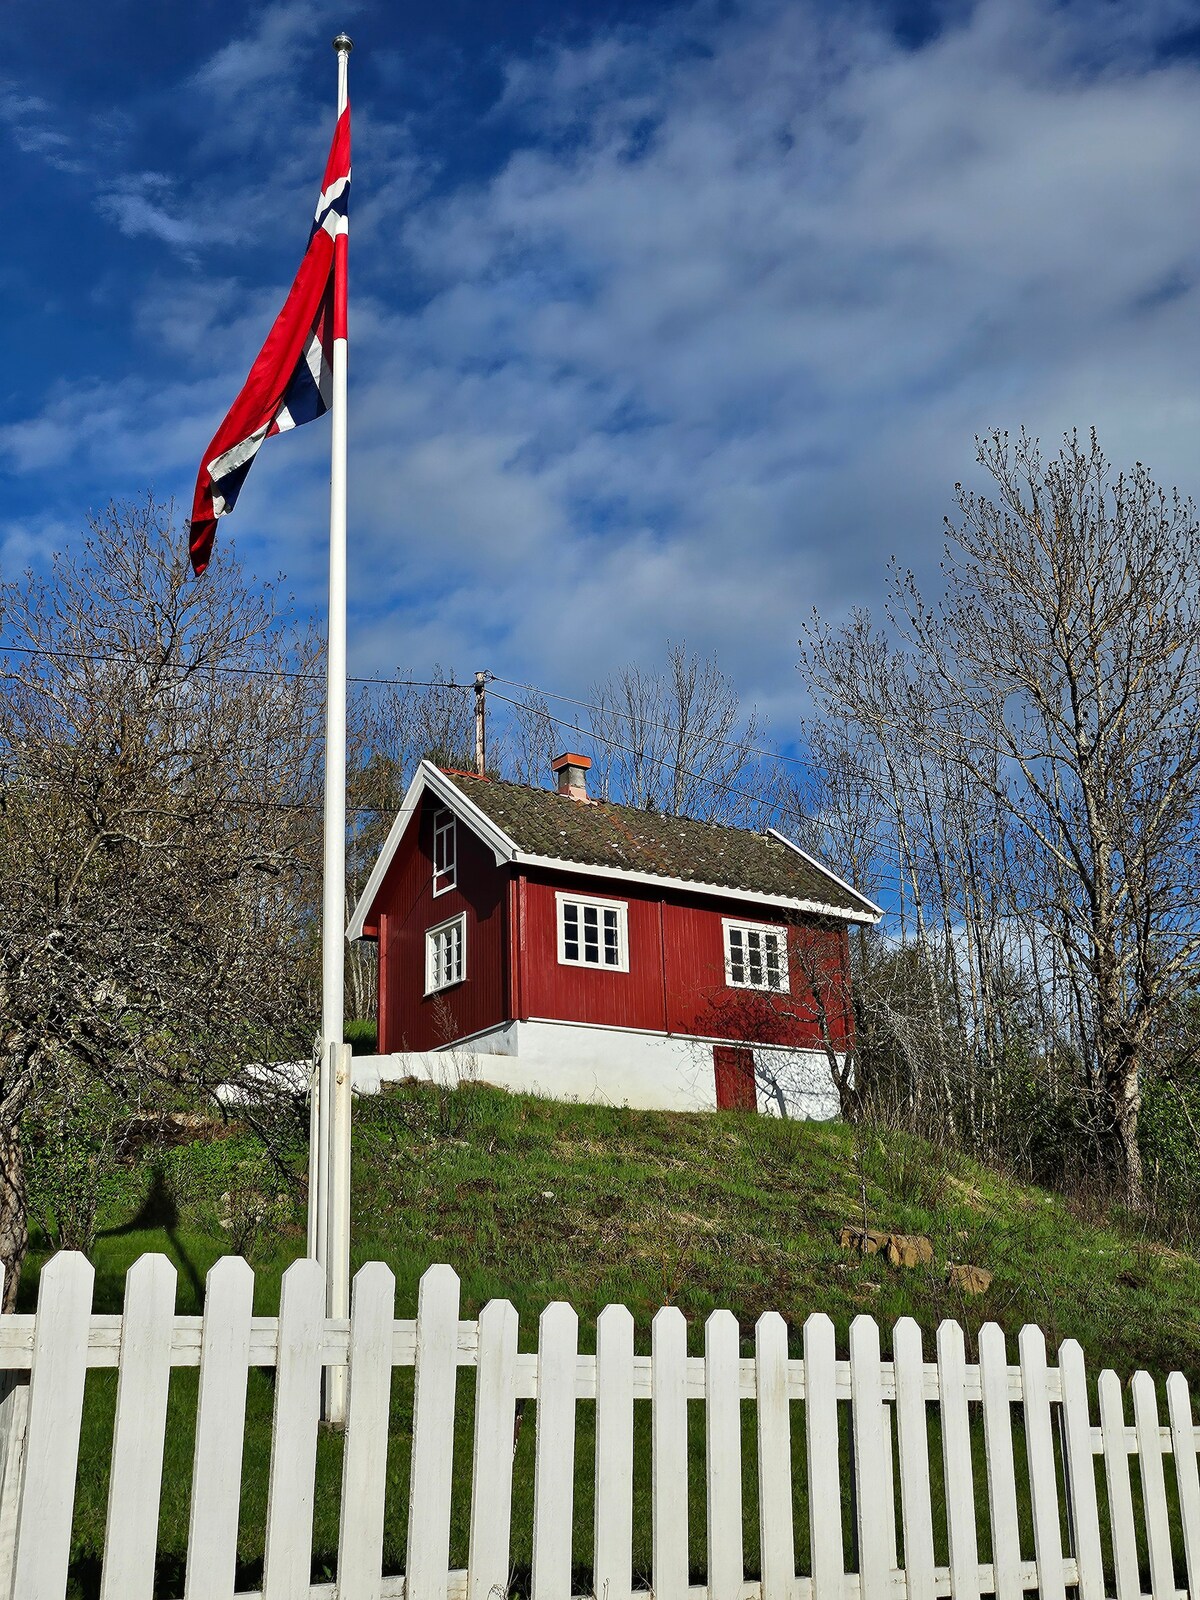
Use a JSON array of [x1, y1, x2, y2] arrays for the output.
[[23, 1080, 1200, 1597], [25, 1080, 1200, 1377]]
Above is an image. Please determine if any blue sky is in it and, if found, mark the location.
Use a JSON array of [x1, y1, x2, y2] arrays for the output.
[[6, 0, 1200, 737]]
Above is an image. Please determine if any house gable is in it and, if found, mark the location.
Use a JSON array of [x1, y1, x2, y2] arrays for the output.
[[368, 784, 509, 1053], [348, 763, 518, 940]]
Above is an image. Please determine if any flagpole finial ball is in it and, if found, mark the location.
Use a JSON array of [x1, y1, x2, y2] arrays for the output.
[[333, 32, 353, 53]]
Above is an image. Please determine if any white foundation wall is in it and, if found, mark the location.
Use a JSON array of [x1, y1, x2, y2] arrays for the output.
[[352, 1019, 841, 1120]]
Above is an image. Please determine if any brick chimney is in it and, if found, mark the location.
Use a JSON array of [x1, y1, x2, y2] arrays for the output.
[[551, 751, 592, 802]]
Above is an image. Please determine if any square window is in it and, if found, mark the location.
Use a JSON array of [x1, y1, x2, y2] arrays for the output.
[[556, 893, 628, 971], [426, 913, 466, 993], [723, 919, 788, 992], [433, 809, 456, 895]]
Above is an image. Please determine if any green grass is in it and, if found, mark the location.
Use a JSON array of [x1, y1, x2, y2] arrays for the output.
[[23, 1083, 1200, 1597]]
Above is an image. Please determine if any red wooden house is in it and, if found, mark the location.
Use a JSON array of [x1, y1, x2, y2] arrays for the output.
[[348, 754, 880, 1115]]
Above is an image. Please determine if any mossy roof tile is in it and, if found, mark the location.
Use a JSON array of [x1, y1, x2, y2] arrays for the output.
[[441, 770, 876, 917]]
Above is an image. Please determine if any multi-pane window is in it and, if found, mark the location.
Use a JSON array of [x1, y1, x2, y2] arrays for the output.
[[425, 913, 466, 993], [724, 919, 788, 992], [557, 893, 629, 971], [432, 808, 456, 895]]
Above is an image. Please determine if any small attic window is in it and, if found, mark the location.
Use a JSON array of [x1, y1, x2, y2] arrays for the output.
[[433, 808, 456, 896]]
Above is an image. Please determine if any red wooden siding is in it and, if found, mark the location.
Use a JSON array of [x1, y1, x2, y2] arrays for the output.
[[365, 804, 856, 1056], [662, 895, 853, 1051], [517, 870, 666, 1032], [514, 869, 853, 1051], [368, 795, 509, 1053]]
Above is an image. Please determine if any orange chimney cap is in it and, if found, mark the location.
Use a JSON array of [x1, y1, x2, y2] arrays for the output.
[[551, 751, 592, 772]]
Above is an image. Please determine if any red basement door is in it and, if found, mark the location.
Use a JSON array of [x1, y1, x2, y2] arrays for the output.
[[713, 1045, 757, 1110]]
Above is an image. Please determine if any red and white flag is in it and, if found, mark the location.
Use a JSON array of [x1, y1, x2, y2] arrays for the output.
[[188, 106, 350, 575]]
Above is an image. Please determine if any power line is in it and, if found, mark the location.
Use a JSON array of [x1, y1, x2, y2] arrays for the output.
[[488, 673, 833, 779], [0, 641, 466, 691], [484, 687, 928, 884], [0, 642, 974, 894]]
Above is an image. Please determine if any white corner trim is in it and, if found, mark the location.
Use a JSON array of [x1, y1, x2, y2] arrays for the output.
[[346, 761, 520, 940], [766, 828, 884, 922]]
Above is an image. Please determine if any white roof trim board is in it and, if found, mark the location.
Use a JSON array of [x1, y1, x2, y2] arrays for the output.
[[347, 760, 883, 939], [346, 763, 512, 940], [509, 853, 879, 921], [766, 828, 885, 921]]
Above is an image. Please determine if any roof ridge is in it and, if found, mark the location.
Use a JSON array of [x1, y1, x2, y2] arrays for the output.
[[444, 766, 775, 837]]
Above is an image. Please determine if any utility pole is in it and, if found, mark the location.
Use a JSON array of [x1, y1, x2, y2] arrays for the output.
[[474, 671, 487, 775]]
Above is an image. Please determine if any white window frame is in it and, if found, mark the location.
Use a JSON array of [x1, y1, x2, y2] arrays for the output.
[[556, 891, 630, 972], [425, 912, 467, 994], [432, 807, 456, 896], [723, 917, 789, 993]]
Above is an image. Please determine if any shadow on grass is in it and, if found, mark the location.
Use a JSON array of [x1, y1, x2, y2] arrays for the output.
[[95, 1166, 205, 1308]]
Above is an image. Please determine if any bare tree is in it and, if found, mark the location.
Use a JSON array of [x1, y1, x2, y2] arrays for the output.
[[496, 688, 561, 788], [0, 498, 323, 1299], [805, 430, 1200, 1202], [588, 642, 770, 823]]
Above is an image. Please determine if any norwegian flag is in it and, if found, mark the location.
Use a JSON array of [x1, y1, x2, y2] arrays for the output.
[[188, 106, 350, 575]]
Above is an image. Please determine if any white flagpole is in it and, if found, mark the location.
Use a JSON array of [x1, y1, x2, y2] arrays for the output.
[[319, 29, 353, 1427]]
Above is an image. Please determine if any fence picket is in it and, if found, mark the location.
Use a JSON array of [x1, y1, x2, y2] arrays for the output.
[[936, 1320, 980, 1600], [1131, 1372, 1173, 1600], [261, 1257, 325, 1600], [1167, 1372, 1200, 1599], [11, 1251, 94, 1600], [184, 1256, 254, 1600], [880, 1400, 897, 1571], [977, 1323, 1021, 1600], [532, 1302, 579, 1600], [652, 1305, 689, 1600], [594, 1304, 634, 1600], [0, 1369, 28, 1600], [705, 1310, 743, 1600], [2, 1248, 1192, 1600], [892, 1318, 934, 1600], [804, 1313, 845, 1600], [755, 1312, 795, 1600], [407, 1264, 462, 1600], [337, 1263, 397, 1600], [99, 1254, 177, 1600], [468, 1299, 519, 1600], [1018, 1325, 1064, 1600], [849, 1316, 891, 1600], [0, 1259, 26, 1600], [1099, 1371, 1139, 1600], [1057, 1339, 1103, 1600]]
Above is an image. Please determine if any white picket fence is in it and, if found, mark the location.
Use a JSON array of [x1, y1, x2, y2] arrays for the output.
[[0, 1252, 1198, 1600]]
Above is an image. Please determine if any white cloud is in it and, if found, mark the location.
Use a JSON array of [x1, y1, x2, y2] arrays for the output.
[[345, 0, 1200, 715], [190, 0, 328, 103], [10, 0, 1200, 742], [95, 172, 219, 251]]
